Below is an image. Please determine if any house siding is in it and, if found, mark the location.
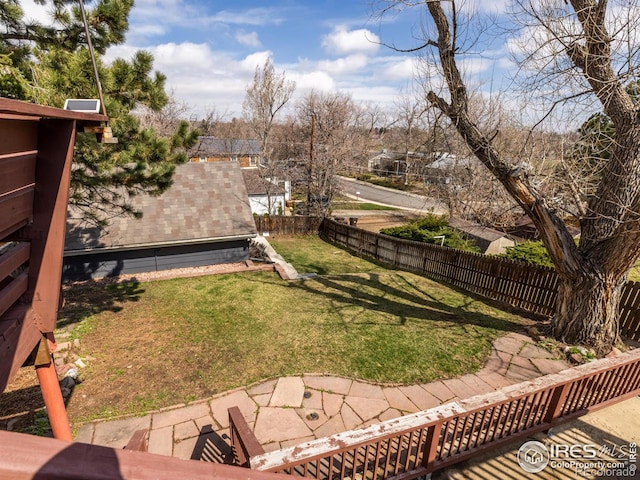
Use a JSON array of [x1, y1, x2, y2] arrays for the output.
[[63, 240, 250, 281]]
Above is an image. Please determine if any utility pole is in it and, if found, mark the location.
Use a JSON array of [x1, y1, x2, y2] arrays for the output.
[[307, 114, 315, 215]]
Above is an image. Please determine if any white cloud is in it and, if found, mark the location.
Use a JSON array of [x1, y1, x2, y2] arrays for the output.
[[19, 0, 58, 25], [106, 42, 255, 118], [317, 54, 369, 75], [236, 31, 261, 48], [127, 2, 283, 42], [381, 58, 416, 81], [241, 51, 272, 71], [289, 71, 336, 92], [322, 26, 380, 56]]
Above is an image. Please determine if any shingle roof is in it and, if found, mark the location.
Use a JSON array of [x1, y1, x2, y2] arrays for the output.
[[242, 169, 286, 196], [189, 137, 261, 157], [449, 218, 510, 242], [65, 162, 256, 251]]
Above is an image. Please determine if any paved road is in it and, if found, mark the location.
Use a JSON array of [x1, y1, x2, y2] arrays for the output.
[[337, 176, 447, 214]]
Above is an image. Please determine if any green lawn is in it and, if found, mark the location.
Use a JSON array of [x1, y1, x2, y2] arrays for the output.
[[61, 236, 526, 425]]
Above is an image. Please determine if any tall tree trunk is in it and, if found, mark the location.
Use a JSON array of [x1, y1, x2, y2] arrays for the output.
[[554, 273, 623, 356]]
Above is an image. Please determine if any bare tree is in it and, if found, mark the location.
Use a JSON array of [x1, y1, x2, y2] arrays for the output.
[[297, 91, 364, 216], [375, 0, 640, 355], [243, 57, 296, 162], [242, 57, 296, 214], [136, 91, 192, 136]]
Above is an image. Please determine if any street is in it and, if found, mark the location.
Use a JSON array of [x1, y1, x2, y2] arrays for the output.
[[336, 176, 447, 214]]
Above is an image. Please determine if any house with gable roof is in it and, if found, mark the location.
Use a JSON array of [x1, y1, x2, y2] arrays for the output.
[[63, 162, 256, 280], [241, 169, 290, 216], [189, 136, 262, 168]]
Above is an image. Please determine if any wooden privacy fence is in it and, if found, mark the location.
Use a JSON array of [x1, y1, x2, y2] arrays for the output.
[[320, 219, 640, 342], [232, 348, 640, 480], [255, 215, 323, 236]]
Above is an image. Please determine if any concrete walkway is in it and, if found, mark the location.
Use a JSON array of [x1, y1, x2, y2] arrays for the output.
[[75, 331, 571, 461]]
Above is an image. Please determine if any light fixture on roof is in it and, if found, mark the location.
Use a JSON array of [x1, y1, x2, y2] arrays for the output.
[[63, 99, 101, 113], [63, 98, 117, 143]]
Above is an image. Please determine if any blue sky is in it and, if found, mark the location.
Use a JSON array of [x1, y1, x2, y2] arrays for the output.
[[20, 0, 514, 120]]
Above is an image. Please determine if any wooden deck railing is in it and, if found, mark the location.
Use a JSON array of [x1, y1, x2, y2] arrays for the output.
[[230, 348, 640, 480], [229, 406, 265, 467], [0, 430, 290, 480], [320, 219, 640, 342]]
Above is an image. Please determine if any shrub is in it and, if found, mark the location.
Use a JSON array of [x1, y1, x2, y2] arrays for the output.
[[500, 241, 553, 267], [380, 214, 480, 252]]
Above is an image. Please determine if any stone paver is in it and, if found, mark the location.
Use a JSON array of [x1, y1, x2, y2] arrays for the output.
[[313, 414, 346, 438], [378, 408, 403, 422], [477, 372, 515, 389], [505, 361, 540, 382], [441, 377, 480, 400], [152, 403, 210, 430], [74, 423, 95, 444], [345, 396, 389, 422], [194, 415, 216, 432], [173, 435, 199, 460], [247, 379, 277, 396], [323, 391, 344, 418], [92, 415, 151, 448], [482, 349, 511, 375], [348, 381, 385, 399], [296, 408, 329, 431], [303, 375, 352, 395], [458, 374, 494, 396], [520, 343, 555, 359], [423, 381, 457, 402], [270, 377, 305, 407], [209, 390, 258, 428], [383, 387, 419, 412], [341, 402, 363, 430], [302, 390, 324, 410], [174, 420, 199, 441], [76, 330, 579, 467], [148, 425, 173, 456], [530, 357, 571, 375], [492, 335, 525, 354], [398, 385, 441, 411], [253, 393, 272, 407], [253, 407, 312, 444]]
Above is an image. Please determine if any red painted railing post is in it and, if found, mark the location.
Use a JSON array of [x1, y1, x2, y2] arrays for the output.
[[421, 422, 442, 473], [543, 383, 570, 431]]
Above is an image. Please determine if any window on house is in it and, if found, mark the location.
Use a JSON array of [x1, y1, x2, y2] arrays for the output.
[[250, 156, 257, 166], [230, 155, 238, 162], [198, 156, 207, 163]]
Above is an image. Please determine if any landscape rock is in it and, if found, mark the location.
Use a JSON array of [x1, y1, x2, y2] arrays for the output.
[[60, 376, 75, 389], [569, 353, 583, 364]]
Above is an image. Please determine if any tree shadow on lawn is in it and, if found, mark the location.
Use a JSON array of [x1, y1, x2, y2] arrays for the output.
[[58, 279, 145, 329], [262, 271, 527, 333]]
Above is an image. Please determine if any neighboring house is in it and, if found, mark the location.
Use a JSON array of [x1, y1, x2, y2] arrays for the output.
[[367, 150, 437, 177], [509, 215, 580, 242], [242, 169, 290, 216], [423, 153, 481, 185], [64, 162, 257, 281], [367, 150, 401, 173], [449, 218, 516, 255], [189, 137, 261, 168]]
